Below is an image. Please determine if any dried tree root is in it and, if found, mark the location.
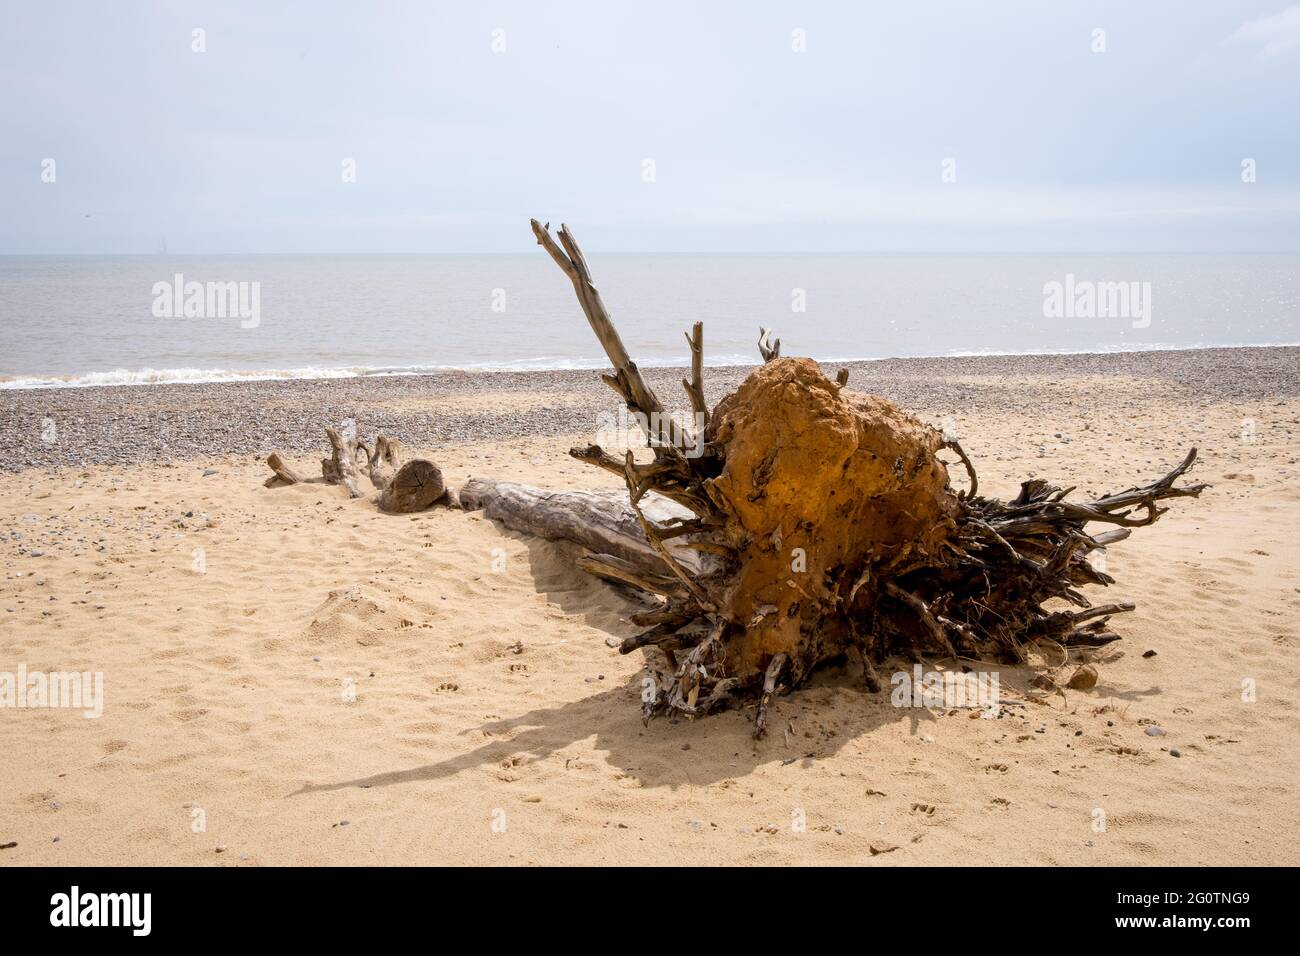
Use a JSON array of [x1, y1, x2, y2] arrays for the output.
[[512, 219, 1208, 737]]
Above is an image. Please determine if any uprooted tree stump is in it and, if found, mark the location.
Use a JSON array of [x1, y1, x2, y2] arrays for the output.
[[461, 219, 1209, 738]]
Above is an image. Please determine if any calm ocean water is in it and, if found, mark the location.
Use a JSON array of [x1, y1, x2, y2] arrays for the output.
[[1, 254, 1297, 388]]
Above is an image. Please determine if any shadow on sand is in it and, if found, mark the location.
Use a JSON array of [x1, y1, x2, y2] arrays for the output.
[[290, 522, 1141, 798]]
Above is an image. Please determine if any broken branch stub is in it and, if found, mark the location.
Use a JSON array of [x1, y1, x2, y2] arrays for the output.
[[264, 452, 306, 488]]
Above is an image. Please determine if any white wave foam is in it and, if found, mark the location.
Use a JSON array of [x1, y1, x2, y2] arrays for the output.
[[2, 342, 1295, 391], [941, 340, 1300, 359], [0, 366, 379, 390], [0, 355, 761, 390]]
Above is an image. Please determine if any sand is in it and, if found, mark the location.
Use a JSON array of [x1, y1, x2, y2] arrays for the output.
[[2, 350, 1299, 865]]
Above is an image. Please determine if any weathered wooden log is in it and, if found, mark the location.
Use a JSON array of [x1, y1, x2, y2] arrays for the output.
[[459, 476, 711, 577], [378, 459, 447, 513]]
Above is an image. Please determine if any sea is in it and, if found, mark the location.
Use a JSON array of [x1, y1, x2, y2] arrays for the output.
[[1, 253, 1296, 389]]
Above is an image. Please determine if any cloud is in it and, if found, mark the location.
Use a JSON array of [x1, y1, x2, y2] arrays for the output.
[[1227, 4, 1300, 57]]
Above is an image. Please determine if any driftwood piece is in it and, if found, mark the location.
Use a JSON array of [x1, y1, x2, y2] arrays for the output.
[[267, 427, 440, 509], [264, 452, 306, 488], [323, 427, 365, 498], [378, 459, 447, 513], [459, 476, 711, 577], [362, 435, 402, 490]]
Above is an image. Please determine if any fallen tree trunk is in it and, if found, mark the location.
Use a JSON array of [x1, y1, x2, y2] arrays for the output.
[[498, 219, 1209, 736], [459, 477, 713, 578]]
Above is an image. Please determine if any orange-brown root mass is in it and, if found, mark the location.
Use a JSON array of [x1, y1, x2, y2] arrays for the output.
[[704, 358, 959, 679]]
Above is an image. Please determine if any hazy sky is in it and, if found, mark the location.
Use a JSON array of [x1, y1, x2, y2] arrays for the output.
[[2, 1, 1297, 253]]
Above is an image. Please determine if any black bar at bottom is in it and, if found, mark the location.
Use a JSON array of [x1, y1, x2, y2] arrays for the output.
[[0, 865, 1282, 940]]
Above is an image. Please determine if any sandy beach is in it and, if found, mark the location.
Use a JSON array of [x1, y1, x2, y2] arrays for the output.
[[2, 346, 1298, 866]]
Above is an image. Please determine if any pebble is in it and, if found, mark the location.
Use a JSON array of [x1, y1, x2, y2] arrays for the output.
[[1144, 726, 1166, 737], [1170, 748, 1182, 758], [3, 349, 1293, 470], [1066, 664, 1099, 690]]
